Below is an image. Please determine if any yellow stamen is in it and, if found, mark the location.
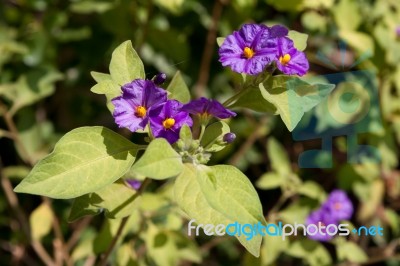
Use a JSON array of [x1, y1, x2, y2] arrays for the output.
[[279, 54, 291, 65], [162, 118, 175, 129], [135, 106, 147, 118], [243, 47, 255, 59]]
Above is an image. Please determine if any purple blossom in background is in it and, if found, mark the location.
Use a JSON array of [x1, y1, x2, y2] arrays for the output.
[[323, 189, 353, 221], [112, 79, 167, 132], [181, 97, 236, 119], [219, 24, 279, 75], [149, 100, 193, 144], [125, 179, 142, 190], [275, 37, 309, 76], [306, 189, 353, 242], [306, 209, 337, 242]]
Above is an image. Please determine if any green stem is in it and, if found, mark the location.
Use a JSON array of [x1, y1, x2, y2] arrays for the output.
[[198, 124, 206, 141]]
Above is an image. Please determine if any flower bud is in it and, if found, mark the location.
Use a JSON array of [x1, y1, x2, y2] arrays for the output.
[[223, 132, 236, 143], [153, 73, 167, 85], [125, 179, 141, 190]]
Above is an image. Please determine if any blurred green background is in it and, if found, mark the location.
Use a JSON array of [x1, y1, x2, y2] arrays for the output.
[[1, 0, 400, 265]]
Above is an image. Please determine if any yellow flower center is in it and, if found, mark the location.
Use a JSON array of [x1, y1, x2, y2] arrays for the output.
[[243, 47, 255, 59], [279, 54, 291, 65], [162, 118, 175, 129], [334, 202, 342, 210], [135, 106, 147, 118]]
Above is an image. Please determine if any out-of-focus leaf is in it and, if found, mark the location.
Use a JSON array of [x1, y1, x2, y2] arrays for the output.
[[336, 241, 368, 263], [15, 127, 139, 199], [297, 181, 326, 202], [29, 203, 53, 241], [339, 30, 374, 55], [288, 30, 308, 51], [0, 70, 63, 116], [285, 239, 332, 266], [260, 231, 288, 265], [256, 173, 282, 189], [70, 1, 114, 14], [265, 0, 304, 11], [332, 0, 361, 31], [267, 137, 291, 176], [2, 166, 30, 180]]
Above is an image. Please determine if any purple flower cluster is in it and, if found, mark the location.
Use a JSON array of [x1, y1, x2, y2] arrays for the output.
[[219, 24, 309, 76], [306, 189, 353, 241], [112, 78, 235, 144]]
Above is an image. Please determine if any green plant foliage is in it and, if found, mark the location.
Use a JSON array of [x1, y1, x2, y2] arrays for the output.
[[131, 138, 183, 180], [14, 127, 139, 199], [166, 71, 191, 103], [69, 180, 141, 221], [261, 75, 335, 131], [109, 40, 145, 86], [29, 203, 53, 241], [174, 164, 265, 257]]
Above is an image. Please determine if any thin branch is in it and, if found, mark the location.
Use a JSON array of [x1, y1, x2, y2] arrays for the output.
[[228, 117, 269, 166], [96, 178, 152, 266], [66, 216, 93, 251], [194, 0, 228, 97], [0, 160, 56, 266]]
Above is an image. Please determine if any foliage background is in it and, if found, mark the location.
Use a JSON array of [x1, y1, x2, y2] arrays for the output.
[[0, 0, 399, 265]]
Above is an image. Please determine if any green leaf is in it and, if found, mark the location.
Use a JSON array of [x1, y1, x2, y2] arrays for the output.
[[261, 75, 335, 131], [174, 164, 265, 257], [69, 180, 141, 221], [297, 181, 327, 202], [267, 137, 291, 176], [201, 121, 230, 152], [261, 232, 288, 265], [131, 138, 183, 180], [166, 71, 191, 103], [90, 79, 121, 112], [30, 203, 53, 241], [285, 239, 332, 266], [109, 40, 145, 86], [339, 30, 374, 55], [332, 0, 361, 31], [288, 30, 308, 51], [68, 195, 102, 222], [1, 70, 63, 115], [266, 0, 305, 11], [336, 241, 368, 263], [90, 71, 112, 83], [216, 37, 225, 47], [256, 173, 282, 190], [14, 127, 139, 199], [230, 86, 277, 113], [301, 11, 327, 32]]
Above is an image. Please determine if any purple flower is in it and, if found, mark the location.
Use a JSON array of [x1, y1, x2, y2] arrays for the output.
[[275, 37, 309, 76], [125, 179, 142, 190], [323, 190, 353, 221], [149, 100, 193, 144], [181, 97, 236, 119], [306, 209, 338, 242], [112, 79, 167, 132], [219, 24, 279, 75]]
